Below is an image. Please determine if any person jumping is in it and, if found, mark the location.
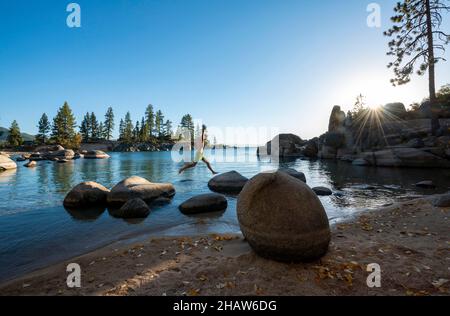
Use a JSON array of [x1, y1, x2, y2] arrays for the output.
[[178, 124, 218, 175]]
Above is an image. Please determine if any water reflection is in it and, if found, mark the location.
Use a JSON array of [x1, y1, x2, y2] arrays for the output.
[[64, 205, 106, 221]]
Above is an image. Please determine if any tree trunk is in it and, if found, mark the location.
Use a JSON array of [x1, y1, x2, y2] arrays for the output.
[[425, 0, 440, 135]]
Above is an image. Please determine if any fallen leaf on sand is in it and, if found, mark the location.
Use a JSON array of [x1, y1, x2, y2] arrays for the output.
[[187, 288, 200, 296]]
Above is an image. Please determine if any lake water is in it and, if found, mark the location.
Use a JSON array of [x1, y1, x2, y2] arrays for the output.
[[1, 149, 449, 282]]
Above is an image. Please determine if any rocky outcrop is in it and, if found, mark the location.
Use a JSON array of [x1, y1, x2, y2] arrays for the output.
[[30, 145, 75, 161], [107, 176, 175, 205], [237, 171, 330, 262], [63, 181, 110, 208], [83, 150, 110, 159], [208, 171, 248, 194], [383, 103, 407, 119], [328, 106, 346, 133], [179, 193, 228, 215], [0, 154, 17, 171], [355, 148, 450, 168], [257, 134, 306, 158], [112, 198, 150, 219]]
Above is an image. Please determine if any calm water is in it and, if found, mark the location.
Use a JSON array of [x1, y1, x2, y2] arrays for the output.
[[1, 149, 449, 282]]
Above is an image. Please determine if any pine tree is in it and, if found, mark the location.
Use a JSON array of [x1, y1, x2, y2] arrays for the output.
[[180, 114, 195, 145], [104, 107, 115, 141], [51, 101, 77, 148], [133, 120, 140, 142], [98, 122, 105, 140], [7, 120, 23, 147], [119, 119, 125, 140], [36, 113, 50, 144], [90, 112, 100, 140], [385, 0, 450, 100], [140, 117, 148, 142], [80, 112, 91, 142], [164, 120, 173, 139], [145, 104, 155, 139], [155, 110, 164, 139], [123, 112, 134, 143]]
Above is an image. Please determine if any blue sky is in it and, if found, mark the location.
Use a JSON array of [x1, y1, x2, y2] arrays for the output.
[[0, 0, 449, 143]]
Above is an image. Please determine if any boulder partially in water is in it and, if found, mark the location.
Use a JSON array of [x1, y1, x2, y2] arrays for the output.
[[208, 171, 248, 194], [24, 161, 37, 168], [277, 168, 307, 183], [237, 171, 330, 262], [312, 186, 333, 196], [0, 154, 17, 171], [179, 193, 228, 215], [63, 181, 110, 208], [112, 198, 150, 219], [84, 150, 110, 159], [107, 176, 175, 205]]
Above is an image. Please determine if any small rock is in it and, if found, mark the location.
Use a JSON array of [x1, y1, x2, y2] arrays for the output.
[[415, 181, 435, 189], [352, 158, 370, 166], [24, 161, 37, 168], [208, 171, 248, 194], [433, 193, 450, 207], [113, 198, 150, 219], [312, 186, 333, 196], [179, 193, 228, 215]]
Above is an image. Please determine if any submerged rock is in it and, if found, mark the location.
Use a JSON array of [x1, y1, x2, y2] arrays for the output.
[[237, 171, 330, 262], [113, 198, 150, 219], [208, 171, 248, 194], [179, 193, 228, 215], [84, 150, 110, 159], [24, 161, 37, 168], [0, 154, 17, 171], [433, 193, 450, 207], [107, 176, 175, 205], [312, 186, 333, 196], [415, 181, 436, 189], [277, 168, 307, 183], [63, 181, 110, 208]]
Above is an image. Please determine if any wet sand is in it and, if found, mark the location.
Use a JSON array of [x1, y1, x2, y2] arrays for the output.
[[0, 196, 449, 296]]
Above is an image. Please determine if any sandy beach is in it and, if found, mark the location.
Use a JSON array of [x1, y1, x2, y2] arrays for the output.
[[0, 196, 448, 296]]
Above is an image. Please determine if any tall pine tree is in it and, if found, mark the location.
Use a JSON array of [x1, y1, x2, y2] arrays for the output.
[[385, 0, 449, 135], [7, 120, 23, 147], [51, 102, 77, 148], [104, 107, 115, 141], [36, 113, 50, 144]]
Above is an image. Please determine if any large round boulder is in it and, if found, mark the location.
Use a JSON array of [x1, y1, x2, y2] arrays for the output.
[[112, 198, 150, 219], [63, 181, 111, 208], [0, 154, 17, 171], [237, 171, 330, 262], [208, 171, 248, 194], [179, 193, 228, 215], [107, 176, 175, 205], [84, 150, 110, 159]]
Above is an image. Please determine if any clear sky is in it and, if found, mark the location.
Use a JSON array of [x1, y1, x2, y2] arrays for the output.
[[0, 0, 449, 144]]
